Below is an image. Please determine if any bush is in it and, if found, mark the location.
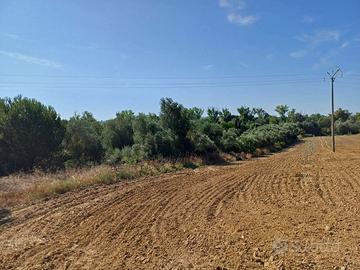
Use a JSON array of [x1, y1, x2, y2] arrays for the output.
[[221, 128, 241, 152], [238, 123, 300, 153], [335, 120, 360, 135], [188, 130, 217, 154], [132, 113, 176, 158], [200, 121, 223, 147], [120, 144, 149, 164], [104, 148, 122, 165], [300, 121, 322, 136]]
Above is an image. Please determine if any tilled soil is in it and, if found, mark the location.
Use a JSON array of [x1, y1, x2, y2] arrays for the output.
[[1, 136, 360, 269]]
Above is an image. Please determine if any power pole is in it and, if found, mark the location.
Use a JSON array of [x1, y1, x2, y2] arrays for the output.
[[327, 67, 342, 153]]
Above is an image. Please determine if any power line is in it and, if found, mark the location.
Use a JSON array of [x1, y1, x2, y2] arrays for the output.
[[0, 77, 322, 86], [0, 71, 357, 90], [1, 78, 359, 89], [0, 72, 325, 80], [0, 80, 328, 90]]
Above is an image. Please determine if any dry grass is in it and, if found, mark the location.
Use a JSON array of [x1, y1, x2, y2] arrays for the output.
[[0, 147, 290, 208], [0, 158, 203, 208]]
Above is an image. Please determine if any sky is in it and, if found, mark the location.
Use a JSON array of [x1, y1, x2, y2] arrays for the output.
[[0, 0, 359, 120]]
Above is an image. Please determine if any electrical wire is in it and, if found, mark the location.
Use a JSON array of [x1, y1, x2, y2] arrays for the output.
[[0, 73, 358, 89]]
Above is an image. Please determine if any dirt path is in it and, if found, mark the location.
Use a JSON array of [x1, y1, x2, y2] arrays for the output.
[[1, 136, 360, 269]]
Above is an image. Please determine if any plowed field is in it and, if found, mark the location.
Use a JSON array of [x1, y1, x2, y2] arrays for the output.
[[1, 135, 360, 269]]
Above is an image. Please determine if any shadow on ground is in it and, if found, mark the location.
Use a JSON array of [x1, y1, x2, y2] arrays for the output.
[[0, 208, 12, 225]]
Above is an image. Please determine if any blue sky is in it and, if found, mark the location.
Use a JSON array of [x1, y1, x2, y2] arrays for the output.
[[0, 0, 359, 119]]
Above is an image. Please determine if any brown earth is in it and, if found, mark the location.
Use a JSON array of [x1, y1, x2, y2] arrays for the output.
[[1, 135, 360, 269]]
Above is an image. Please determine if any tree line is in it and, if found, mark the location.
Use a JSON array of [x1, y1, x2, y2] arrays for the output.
[[0, 96, 359, 175]]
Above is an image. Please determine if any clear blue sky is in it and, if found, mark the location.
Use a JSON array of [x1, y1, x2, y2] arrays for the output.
[[0, 0, 359, 119]]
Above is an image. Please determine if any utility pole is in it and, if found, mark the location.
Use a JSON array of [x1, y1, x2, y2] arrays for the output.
[[327, 67, 342, 153]]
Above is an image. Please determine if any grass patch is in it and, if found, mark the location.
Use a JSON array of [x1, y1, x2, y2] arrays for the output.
[[0, 157, 203, 207]]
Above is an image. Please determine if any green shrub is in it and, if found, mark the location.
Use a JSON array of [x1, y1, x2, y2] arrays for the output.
[[115, 170, 136, 180], [238, 123, 300, 153], [120, 144, 148, 164], [188, 131, 217, 154], [104, 148, 122, 165], [221, 128, 241, 152], [97, 170, 117, 184], [200, 121, 223, 146], [335, 120, 360, 135]]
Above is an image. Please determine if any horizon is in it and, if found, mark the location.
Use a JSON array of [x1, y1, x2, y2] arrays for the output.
[[2, 94, 359, 121], [0, 0, 359, 120]]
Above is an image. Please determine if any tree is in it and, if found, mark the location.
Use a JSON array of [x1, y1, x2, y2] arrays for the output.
[[102, 110, 134, 151], [305, 113, 331, 136], [63, 112, 103, 165], [197, 120, 223, 147], [1, 95, 358, 173], [132, 113, 176, 158], [0, 99, 8, 174], [287, 109, 305, 123], [160, 98, 191, 154], [275, 105, 289, 122], [252, 108, 270, 126], [0, 96, 65, 173], [219, 108, 234, 123], [269, 115, 279, 125], [334, 108, 351, 122], [335, 120, 360, 135], [235, 106, 255, 133], [187, 107, 204, 121], [353, 113, 360, 123], [300, 121, 321, 136], [207, 108, 220, 123]]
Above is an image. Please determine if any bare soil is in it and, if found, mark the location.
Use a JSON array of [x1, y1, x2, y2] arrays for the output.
[[1, 135, 360, 269]]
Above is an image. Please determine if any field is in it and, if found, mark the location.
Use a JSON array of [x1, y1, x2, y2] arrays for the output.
[[1, 135, 360, 269]]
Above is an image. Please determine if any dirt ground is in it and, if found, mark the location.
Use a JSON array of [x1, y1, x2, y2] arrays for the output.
[[1, 135, 360, 269]]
